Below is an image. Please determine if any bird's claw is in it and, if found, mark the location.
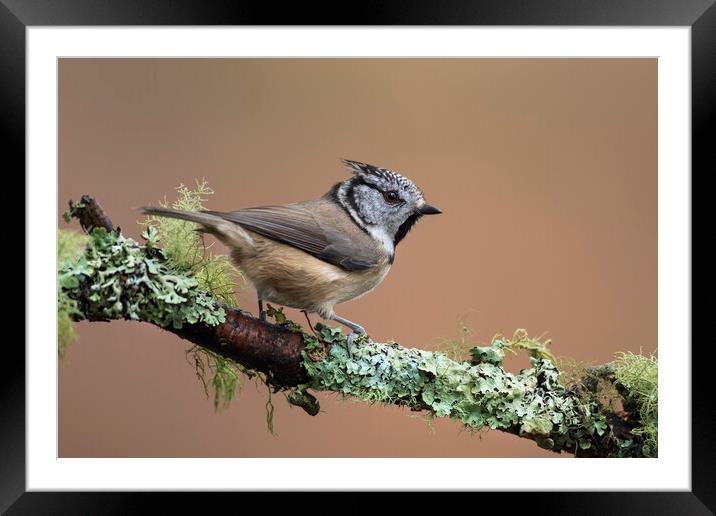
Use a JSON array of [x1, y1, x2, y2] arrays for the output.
[[345, 331, 366, 352]]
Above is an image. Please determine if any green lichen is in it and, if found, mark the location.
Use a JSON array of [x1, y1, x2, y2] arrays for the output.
[[614, 350, 658, 457], [58, 229, 90, 356], [286, 385, 320, 416], [301, 328, 610, 455], [60, 183, 248, 415], [59, 226, 226, 329], [59, 221, 254, 415], [62, 200, 87, 224], [469, 328, 557, 366], [141, 179, 242, 307]]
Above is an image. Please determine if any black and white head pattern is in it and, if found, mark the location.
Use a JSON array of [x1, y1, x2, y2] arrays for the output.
[[332, 159, 431, 257]]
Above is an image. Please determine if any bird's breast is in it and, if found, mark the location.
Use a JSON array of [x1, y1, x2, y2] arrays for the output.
[[233, 232, 391, 312], [332, 260, 392, 304]]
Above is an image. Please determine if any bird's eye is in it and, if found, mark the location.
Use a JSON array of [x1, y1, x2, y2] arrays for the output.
[[384, 190, 400, 203]]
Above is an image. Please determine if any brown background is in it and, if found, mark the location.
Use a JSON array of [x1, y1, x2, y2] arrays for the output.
[[58, 58, 656, 458]]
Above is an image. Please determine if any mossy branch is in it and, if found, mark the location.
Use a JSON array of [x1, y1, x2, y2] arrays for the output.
[[59, 195, 656, 458]]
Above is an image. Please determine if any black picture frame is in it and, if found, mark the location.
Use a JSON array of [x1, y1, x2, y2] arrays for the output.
[[4, 1, 709, 512]]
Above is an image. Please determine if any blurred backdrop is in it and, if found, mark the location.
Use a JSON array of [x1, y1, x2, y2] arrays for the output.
[[58, 58, 656, 457]]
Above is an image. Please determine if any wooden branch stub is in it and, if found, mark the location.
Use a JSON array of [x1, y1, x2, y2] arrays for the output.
[[69, 195, 115, 233]]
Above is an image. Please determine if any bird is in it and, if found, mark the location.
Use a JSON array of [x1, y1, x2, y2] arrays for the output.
[[141, 159, 442, 342]]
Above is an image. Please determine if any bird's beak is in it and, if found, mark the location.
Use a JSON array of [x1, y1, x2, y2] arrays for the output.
[[418, 203, 443, 215]]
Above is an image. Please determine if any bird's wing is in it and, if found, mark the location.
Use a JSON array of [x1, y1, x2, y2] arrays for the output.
[[203, 204, 379, 271]]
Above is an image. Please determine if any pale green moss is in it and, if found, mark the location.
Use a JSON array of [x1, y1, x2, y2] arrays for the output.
[[58, 229, 89, 265], [141, 180, 242, 307], [58, 298, 79, 357], [58, 229, 90, 356], [436, 321, 474, 361], [186, 345, 248, 410], [614, 350, 658, 457]]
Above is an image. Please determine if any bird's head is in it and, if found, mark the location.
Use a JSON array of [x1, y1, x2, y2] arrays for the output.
[[331, 159, 442, 248]]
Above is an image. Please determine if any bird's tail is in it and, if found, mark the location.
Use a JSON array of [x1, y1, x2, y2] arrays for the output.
[[141, 206, 229, 228], [140, 206, 256, 256]]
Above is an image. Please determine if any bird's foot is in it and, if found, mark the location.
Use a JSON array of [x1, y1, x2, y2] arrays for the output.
[[327, 314, 367, 351], [345, 331, 368, 352]]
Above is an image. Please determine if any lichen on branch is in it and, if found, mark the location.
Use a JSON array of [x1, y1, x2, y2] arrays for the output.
[[59, 226, 227, 328], [300, 326, 612, 456], [58, 193, 657, 458]]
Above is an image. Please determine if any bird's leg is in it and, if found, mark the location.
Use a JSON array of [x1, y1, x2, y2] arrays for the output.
[[330, 314, 367, 349], [257, 297, 266, 322]]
